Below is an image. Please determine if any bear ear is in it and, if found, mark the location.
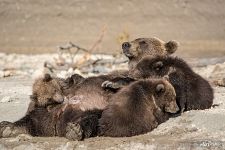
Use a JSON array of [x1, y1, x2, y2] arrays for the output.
[[156, 84, 165, 94], [153, 61, 163, 71], [71, 74, 84, 84], [163, 75, 170, 81], [65, 76, 74, 87], [165, 40, 179, 54], [43, 74, 52, 82]]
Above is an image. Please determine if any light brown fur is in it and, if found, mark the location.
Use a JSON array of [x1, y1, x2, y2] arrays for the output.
[[122, 37, 179, 69], [27, 74, 67, 113]]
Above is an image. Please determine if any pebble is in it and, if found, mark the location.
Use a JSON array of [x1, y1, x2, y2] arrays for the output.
[[3, 71, 12, 77], [0, 96, 13, 103]]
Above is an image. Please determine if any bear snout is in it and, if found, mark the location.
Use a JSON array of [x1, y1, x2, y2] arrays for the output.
[[122, 42, 131, 50], [53, 93, 65, 104], [165, 101, 179, 113]]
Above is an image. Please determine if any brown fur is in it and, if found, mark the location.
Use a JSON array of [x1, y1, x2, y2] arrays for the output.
[[129, 56, 214, 112], [26, 74, 67, 113], [98, 79, 179, 137], [29, 38, 178, 110], [29, 38, 177, 111], [0, 73, 118, 139], [122, 37, 178, 69], [27, 72, 123, 119], [30, 72, 129, 112], [0, 103, 102, 140], [66, 74, 120, 111], [0, 38, 177, 139], [101, 38, 179, 81]]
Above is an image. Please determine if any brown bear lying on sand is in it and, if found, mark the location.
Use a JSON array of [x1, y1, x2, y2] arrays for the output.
[[0, 78, 178, 140], [0, 37, 180, 140], [0, 74, 102, 140]]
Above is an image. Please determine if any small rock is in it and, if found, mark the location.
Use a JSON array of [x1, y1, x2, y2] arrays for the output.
[[213, 78, 225, 87], [17, 134, 32, 141], [3, 70, 13, 77], [57, 71, 67, 78], [0, 96, 13, 103], [2, 126, 12, 137]]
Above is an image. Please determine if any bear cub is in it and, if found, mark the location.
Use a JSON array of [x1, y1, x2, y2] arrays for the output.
[[104, 56, 214, 113], [0, 74, 100, 140], [128, 56, 214, 112], [99, 78, 179, 137]]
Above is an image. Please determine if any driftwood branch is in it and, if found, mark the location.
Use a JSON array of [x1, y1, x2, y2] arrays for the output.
[[73, 25, 107, 68], [44, 25, 127, 74]]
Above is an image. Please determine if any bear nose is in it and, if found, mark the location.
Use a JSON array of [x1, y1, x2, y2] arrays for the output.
[[122, 42, 131, 50]]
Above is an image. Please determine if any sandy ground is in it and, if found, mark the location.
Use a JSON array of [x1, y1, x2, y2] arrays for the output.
[[0, 53, 225, 149], [0, 0, 225, 58]]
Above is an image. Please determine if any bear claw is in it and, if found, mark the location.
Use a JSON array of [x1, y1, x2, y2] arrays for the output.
[[102, 81, 120, 89], [65, 122, 83, 141]]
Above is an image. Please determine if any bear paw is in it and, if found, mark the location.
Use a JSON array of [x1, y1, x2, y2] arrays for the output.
[[101, 81, 121, 89], [65, 122, 83, 141]]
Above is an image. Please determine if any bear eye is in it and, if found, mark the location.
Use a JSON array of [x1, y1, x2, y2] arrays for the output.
[[155, 84, 165, 94], [153, 61, 163, 71], [139, 41, 147, 45]]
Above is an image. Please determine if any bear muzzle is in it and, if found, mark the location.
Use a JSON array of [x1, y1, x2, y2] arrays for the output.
[[165, 101, 179, 113]]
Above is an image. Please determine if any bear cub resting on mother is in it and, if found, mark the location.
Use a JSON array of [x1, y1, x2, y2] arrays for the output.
[[98, 78, 179, 137], [54, 78, 179, 139], [104, 56, 214, 113], [0, 74, 102, 140]]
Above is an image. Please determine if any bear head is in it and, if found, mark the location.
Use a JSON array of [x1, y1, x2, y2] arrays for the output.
[[122, 37, 179, 69]]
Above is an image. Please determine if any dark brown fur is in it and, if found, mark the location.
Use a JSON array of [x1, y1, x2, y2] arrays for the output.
[[98, 37, 179, 86], [0, 37, 179, 139], [0, 104, 102, 140], [0, 73, 117, 139], [98, 79, 179, 137], [129, 56, 214, 112], [66, 38, 179, 109]]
